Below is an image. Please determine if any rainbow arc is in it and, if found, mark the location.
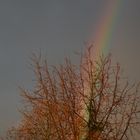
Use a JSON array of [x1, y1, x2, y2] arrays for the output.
[[90, 1, 122, 60]]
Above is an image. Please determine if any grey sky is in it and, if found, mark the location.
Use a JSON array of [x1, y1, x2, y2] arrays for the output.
[[0, 0, 140, 135]]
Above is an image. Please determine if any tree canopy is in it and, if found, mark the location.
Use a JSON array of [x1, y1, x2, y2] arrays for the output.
[[5, 46, 140, 140]]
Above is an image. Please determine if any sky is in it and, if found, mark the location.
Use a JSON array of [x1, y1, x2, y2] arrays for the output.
[[0, 0, 140, 136]]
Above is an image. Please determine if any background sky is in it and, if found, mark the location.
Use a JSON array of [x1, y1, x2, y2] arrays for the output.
[[0, 0, 140, 136]]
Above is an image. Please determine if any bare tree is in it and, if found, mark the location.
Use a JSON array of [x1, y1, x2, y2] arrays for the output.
[[5, 46, 140, 140]]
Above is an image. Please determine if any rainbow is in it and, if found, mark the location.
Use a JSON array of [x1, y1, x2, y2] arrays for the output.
[[90, 0, 123, 60], [82, 0, 124, 127]]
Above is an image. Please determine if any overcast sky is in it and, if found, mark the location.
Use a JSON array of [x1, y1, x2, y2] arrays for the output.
[[0, 0, 140, 135]]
